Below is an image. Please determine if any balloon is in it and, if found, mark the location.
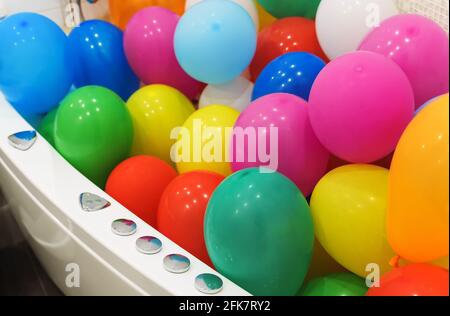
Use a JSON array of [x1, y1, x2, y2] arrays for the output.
[[54, 86, 133, 188], [359, 14, 449, 108], [231, 93, 329, 196], [250, 17, 327, 80], [199, 77, 254, 112], [367, 264, 449, 296], [185, 0, 259, 30], [157, 171, 224, 266], [309, 51, 415, 163], [316, 0, 398, 60], [175, 105, 239, 176], [304, 240, 347, 283], [205, 168, 314, 296], [174, 0, 257, 84], [256, 1, 276, 30], [38, 109, 57, 147], [109, 0, 185, 30], [310, 164, 395, 277], [387, 94, 449, 263], [124, 7, 204, 100], [68, 20, 139, 101], [257, 0, 320, 19], [252, 52, 325, 101], [106, 156, 177, 226], [126, 85, 195, 164], [300, 273, 368, 296], [0, 13, 73, 115]]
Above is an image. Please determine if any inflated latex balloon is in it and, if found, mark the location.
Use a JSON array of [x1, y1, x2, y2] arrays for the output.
[[252, 52, 325, 101], [316, 0, 398, 60], [38, 109, 57, 147], [258, 0, 320, 19], [300, 273, 368, 296], [367, 264, 449, 296], [199, 77, 254, 112], [256, 1, 276, 30], [174, 0, 257, 84], [0, 13, 73, 115], [205, 168, 314, 296], [157, 171, 224, 267], [109, 0, 185, 30], [309, 51, 415, 163], [54, 86, 133, 188], [185, 0, 259, 30], [106, 156, 177, 226], [388, 94, 449, 263], [126, 85, 195, 164], [124, 7, 204, 100], [175, 105, 239, 176], [310, 164, 395, 277], [304, 240, 347, 283], [232, 93, 329, 196], [359, 14, 449, 108], [68, 20, 139, 101], [250, 17, 327, 80]]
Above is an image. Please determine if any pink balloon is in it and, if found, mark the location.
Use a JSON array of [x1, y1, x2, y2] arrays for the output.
[[309, 51, 415, 163], [123, 7, 204, 100], [231, 93, 329, 196], [359, 14, 449, 109]]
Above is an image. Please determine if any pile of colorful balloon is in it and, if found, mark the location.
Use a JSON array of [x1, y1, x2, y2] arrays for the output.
[[0, 0, 448, 296]]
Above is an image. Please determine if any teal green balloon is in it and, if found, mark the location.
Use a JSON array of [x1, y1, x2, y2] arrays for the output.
[[258, 0, 321, 19], [38, 108, 57, 147], [299, 273, 369, 296], [54, 86, 133, 188], [205, 168, 314, 296]]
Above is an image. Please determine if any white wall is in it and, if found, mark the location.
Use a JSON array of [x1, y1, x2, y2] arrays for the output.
[[0, 0, 65, 25]]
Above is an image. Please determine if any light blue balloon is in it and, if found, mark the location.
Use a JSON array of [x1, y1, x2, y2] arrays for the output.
[[0, 13, 73, 116], [174, 0, 257, 85]]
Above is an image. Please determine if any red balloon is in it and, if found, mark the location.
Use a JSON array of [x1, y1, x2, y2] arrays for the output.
[[367, 264, 449, 296], [105, 156, 177, 226], [250, 17, 328, 81], [157, 171, 224, 267]]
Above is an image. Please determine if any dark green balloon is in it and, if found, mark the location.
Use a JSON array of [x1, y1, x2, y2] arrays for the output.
[[54, 86, 133, 188], [299, 273, 369, 296], [205, 168, 314, 296], [258, 0, 321, 19], [38, 108, 57, 147]]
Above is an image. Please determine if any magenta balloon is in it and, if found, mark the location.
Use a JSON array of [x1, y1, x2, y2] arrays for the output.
[[309, 51, 415, 163], [359, 14, 449, 108], [123, 7, 204, 100], [231, 93, 329, 196]]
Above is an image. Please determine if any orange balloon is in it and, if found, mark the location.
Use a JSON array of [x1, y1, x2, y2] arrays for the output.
[[109, 0, 185, 30], [387, 94, 449, 263], [256, 1, 276, 30]]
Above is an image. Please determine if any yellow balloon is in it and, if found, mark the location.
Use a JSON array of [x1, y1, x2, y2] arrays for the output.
[[310, 164, 395, 278], [126, 85, 195, 164], [175, 105, 239, 176], [256, 1, 276, 30], [388, 94, 449, 263]]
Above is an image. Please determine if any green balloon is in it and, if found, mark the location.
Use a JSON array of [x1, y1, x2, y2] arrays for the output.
[[299, 273, 369, 296], [38, 108, 57, 147], [54, 86, 133, 188], [258, 0, 321, 19], [205, 168, 314, 296]]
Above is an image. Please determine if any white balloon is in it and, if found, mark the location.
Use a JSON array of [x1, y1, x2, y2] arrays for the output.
[[316, 0, 398, 60], [199, 76, 254, 112], [185, 0, 259, 30]]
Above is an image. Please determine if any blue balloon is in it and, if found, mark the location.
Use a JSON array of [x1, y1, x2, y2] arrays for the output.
[[174, 0, 257, 85], [252, 52, 326, 101], [0, 13, 73, 115], [68, 20, 139, 101]]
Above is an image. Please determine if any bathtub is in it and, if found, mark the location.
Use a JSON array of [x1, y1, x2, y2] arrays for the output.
[[0, 94, 249, 296]]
